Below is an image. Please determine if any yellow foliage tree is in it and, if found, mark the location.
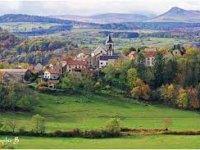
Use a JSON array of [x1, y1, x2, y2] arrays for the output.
[[176, 88, 189, 109], [160, 84, 176, 103]]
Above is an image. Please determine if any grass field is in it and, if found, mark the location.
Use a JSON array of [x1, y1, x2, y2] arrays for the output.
[[1, 92, 200, 148], [1, 135, 200, 149], [0, 22, 59, 32], [65, 29, 192, 50], [1, 92, 200, 132]]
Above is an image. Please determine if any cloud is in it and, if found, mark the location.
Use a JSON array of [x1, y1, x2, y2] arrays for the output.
[[0, 0, 200, 16]]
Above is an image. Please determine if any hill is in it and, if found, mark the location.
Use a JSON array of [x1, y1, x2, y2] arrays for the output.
[[1, 92, 200, 148], [149, 7, 200, 23], [1, 92, 200, 132], [53, 13, 149, 24], [90, 13, 149, 23], [0, 14, 73, 24]]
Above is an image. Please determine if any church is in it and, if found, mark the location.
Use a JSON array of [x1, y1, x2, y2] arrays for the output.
[[91, 35, 119, 69]]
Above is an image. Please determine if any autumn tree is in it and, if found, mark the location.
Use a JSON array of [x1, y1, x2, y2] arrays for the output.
[[131, 79, 151, 100], [187, 87, 200, 109], [176, 88, 189, 109], [160, 84, 176, 104]]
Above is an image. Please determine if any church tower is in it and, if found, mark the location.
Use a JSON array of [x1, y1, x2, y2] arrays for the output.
[[105, 34, 114, 56]]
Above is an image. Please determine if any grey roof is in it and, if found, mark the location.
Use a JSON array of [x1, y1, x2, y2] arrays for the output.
[[100, 55, 119, 61]]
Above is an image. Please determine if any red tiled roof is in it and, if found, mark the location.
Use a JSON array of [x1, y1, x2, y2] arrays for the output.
[[46, 68, 60, 74], [66, 60, 87, 66], [144, 51, 157, 58]]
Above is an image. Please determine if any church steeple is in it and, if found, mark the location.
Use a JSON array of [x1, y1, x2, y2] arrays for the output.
[[105, 34, 114, 56]]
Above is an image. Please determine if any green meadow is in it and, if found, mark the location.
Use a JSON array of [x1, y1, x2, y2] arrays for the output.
[[1, 135, 200, 149], [1, 92, 200, 148], [1, 92, 200, 131]]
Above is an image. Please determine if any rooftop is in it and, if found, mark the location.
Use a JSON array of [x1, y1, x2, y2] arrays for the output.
[[100, 55, 119, 61]]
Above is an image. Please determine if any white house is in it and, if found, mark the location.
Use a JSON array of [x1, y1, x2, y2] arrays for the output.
[[43, 69, 59, 80], [144, 48, 157, 67], [99, 55, 119, 68]]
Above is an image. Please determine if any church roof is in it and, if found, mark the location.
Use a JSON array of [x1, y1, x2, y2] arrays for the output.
[[92, 46, 106, 56], [106, 34, 113, 44]]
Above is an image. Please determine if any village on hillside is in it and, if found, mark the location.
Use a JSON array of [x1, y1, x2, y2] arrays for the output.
[[0, 35, 186, 89]]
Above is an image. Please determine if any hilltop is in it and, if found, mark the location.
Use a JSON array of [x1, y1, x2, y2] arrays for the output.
[[149, 7, 200, 23]]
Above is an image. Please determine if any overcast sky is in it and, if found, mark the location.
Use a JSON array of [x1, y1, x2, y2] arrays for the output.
[[0, 0, 200, 16]]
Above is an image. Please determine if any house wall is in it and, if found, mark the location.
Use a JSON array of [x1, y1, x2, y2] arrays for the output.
[[99, 60, 108, 68], [50, 74, 59, 80], [44, 72, 59, 80], [145, 57, 155, 66]]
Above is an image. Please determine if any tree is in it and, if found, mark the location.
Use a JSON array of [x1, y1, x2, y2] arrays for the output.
[[127, 68, 138, 89], [153, 52, 165, 89], [163, 59, 178, 84], [122, 47, 136, 56], [176, 88, 189, 109], [160, 84, 176, 104], [105, 118, 121, 134], [136, 53, 146, 81], [131, 79, 151, 100], [1, 119, 16, 133], [187, 87, 200, 109], [31, 114, 46, 133]]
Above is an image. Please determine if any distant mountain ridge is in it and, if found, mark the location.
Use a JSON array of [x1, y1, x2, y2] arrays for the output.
[[149, 7, 200, 23], [52, 13, 150, 24], [1, 7, 200, 25], [0, 14, 73, 24]]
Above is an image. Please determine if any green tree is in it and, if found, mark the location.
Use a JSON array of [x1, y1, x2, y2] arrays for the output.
[[31, 114, 46, 133], [136, 52, 146, 81], [153, 52, 165, 89], [163, 58, 178, 84]]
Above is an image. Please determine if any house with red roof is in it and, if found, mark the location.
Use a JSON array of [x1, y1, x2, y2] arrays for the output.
[[64, 59, 88, 73], [44, 68, 60, 80], [144, 50, 157, 66]]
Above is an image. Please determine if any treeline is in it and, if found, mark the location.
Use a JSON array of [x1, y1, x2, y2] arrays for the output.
[[55, 47, 200, 110], [100, 22, 200, 31], [99, 31, 139, 38], [0, 83, 38, 111], [0, 29, 78, 64], [0, 14, 72, 24], [102, 47, 200, 110], [16, 25, 72, 36], [140, 30, 200, 40]]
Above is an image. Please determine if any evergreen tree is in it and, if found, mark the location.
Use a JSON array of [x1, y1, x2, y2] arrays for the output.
[[153, 52, 165, 89]]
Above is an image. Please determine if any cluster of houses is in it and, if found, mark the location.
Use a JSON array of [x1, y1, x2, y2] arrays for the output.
[[0, 35, 119, 88], [127, 45, 186, 66], [0, 35, 187, 88]]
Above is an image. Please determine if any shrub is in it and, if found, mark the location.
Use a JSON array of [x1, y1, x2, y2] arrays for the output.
[[105, 118, 121, 134], [163, 118, 172, 130]]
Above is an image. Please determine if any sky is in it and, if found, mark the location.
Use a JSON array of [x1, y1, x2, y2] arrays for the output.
[[0, 0, 200, 16]]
